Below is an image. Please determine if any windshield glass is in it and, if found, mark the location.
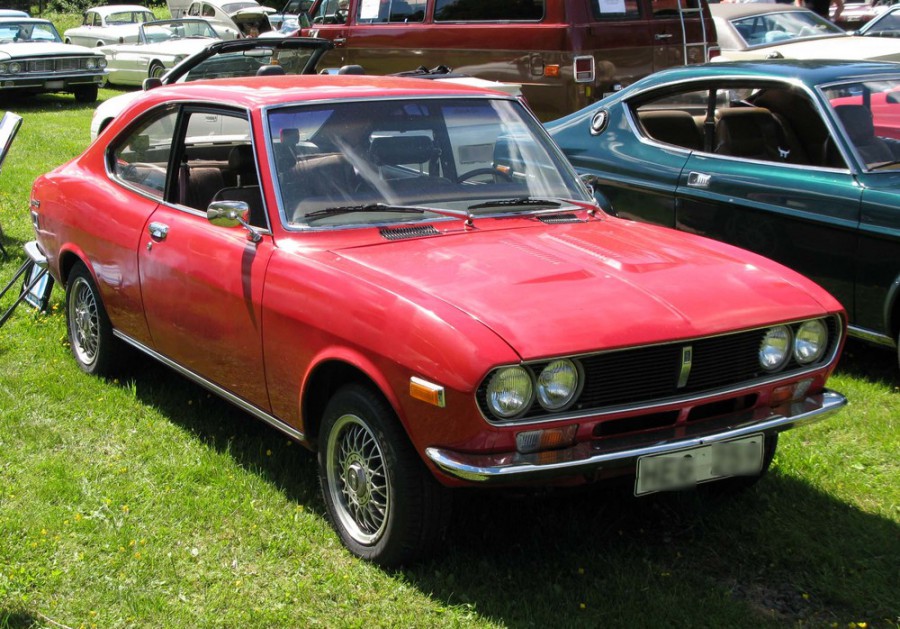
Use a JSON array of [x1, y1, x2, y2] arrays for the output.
[[180, 46, 320, 80], [825, 78, 900, 170], [268, 97, 588, 228], [731, 10, 843, 47], [141, 19, 218, 42], [0, 21, 62, 43]]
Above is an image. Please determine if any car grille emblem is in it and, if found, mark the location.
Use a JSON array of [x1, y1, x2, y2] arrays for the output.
[[677, 345, 693, 389]]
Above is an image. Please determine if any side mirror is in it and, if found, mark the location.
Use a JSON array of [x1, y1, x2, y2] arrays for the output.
[[208, 200, 250, 227], [208, 200, 262, 242], [142, 77, 162, 91]]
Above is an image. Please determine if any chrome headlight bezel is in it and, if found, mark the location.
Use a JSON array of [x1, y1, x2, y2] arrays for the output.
[[535, 358, 582, 412], [485, 366, 534, 420], [759, 325, 792, 372], [793, 319, 828, 365]]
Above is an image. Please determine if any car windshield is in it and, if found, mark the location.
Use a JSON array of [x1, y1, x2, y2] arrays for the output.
[[825, 78, 900, 170], [141, 19, 218, 42], [861, 9, 900, 36], [179, 45, 321, 80], [268, 97, 588, 228], [0, 21, 62, 43], [222, 1, 260, 12], [731, 10, 844, 47]]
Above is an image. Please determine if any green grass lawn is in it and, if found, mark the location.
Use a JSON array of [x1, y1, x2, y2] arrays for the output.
[[0, 91, 898, 628]]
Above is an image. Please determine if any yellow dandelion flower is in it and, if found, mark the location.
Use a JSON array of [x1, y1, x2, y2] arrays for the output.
[[75, 513, 82, 521], [266, 449, 272, 456], [579, 603, 586, 610]]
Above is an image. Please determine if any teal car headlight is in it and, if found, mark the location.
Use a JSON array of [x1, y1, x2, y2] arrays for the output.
[[759, 325, 792, 372], [8, 62, 21, 74], [485, 366, 533, 419], [85, 57, 97, 70], [535, 359, 580, 411], [0, 63, 7, 74], [794, 319, 828, 365]]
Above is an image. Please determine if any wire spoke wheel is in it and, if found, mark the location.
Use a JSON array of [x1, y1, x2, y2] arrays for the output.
[[68, 275, 101, 367], [326, 413, 390, 545]]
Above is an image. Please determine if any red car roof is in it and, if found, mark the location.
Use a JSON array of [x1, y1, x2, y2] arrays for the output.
[[138, 74, 510, 110]]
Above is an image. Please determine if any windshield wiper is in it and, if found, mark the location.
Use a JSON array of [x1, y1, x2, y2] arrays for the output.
[[302, 202, 472, 223], [468, 197, 563, 210]]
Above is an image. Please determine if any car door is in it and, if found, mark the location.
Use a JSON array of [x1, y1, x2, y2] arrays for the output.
[[674, 93, 862, 316], [138, 105, 274, 410], [306, 0, 350, 66]]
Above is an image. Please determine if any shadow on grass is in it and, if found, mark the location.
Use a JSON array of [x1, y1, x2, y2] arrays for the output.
[[116, 354, 897, 628], [837, 337, 900, 387], [0, 610, 38, 628]]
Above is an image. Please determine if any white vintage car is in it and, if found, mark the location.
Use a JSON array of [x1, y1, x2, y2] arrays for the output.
[[168, 0, 275, 38], [0, 17, 107, 102], [63, 5, 156, 47], [100, 18, 220, 86]]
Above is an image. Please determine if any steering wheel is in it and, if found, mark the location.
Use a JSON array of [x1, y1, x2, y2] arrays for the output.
[[456, 167, 513, 183]]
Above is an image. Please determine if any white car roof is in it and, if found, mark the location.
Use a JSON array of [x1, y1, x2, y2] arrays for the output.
[[86, 5, 155, 16]]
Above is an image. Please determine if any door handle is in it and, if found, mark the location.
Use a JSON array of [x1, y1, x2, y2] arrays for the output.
[[148, 222, 169, 240], [654, 33, 673, 40], [333, 37, 346, 46], [687, 172, 711, 188]]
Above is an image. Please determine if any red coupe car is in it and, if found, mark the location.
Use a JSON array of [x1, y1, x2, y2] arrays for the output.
[[28, 74, 847, 566]]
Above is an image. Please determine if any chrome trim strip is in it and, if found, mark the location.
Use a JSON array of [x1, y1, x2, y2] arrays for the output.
[[848, 325, 896, 348], [427, 390, 846, 483], [112, 330, 306, 442]]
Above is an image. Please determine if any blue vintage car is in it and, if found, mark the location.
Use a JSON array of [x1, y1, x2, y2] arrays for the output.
[[548, 60, 900, 367]]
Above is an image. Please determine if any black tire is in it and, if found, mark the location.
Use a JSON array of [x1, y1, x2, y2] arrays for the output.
[[65, 262, 120, 376], [73, 85, 98, 104], [318, 384, 450, 567], [148, 62, 165, 80], [700, 434, 779, 498]]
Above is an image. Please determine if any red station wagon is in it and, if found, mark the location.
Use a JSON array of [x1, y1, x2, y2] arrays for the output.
[[29, 75, 845, 566], [301, 0, 718, 120]]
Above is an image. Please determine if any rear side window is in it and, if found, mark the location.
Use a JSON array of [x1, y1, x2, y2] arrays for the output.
[[434, 0, 544, 22], [651, 0, 702, 18], [590, 0, 641, 20], [357, 0, 426, 22]]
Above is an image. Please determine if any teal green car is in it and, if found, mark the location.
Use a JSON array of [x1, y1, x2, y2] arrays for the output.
[[548, 60, 900, 366]]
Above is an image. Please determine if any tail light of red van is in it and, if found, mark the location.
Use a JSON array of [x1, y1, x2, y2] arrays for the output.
[[707, 46, 721, 61], [573, 56, 595, 84]]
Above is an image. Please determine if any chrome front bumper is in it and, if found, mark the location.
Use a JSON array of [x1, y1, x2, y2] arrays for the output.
[[425, 390, 847, 483]]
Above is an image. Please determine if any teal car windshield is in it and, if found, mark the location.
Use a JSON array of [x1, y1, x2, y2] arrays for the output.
[[268, 97, 588, 228], [825, 78, 900, 170]]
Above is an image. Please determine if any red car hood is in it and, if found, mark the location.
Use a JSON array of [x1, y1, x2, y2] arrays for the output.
[[333, 219, 834, 360]]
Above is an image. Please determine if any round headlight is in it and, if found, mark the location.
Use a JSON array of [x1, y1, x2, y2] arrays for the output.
[[8, 62, 21, 74], [0, 63, 7, 74], [97, 57, 107, 69], [794, 319, 828, 365], [485, 366, 533, 419], [759, 325, 792, 372], [536, 359, 580, 411], [85, 58, 97, 70]]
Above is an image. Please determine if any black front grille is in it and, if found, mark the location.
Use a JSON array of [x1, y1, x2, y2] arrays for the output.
[[476, 316, 839, 422]]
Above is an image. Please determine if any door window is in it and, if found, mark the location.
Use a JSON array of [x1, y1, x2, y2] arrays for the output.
[[110, 110, 178, 198]]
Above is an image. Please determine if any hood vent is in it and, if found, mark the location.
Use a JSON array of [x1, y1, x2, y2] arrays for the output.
[[538, 213, 584, 224], [380, 225, 440, 240]]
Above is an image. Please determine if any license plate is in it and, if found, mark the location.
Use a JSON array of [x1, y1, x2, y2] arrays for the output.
[[634, 434, 764, 496], [45, 81, 64, 89]]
